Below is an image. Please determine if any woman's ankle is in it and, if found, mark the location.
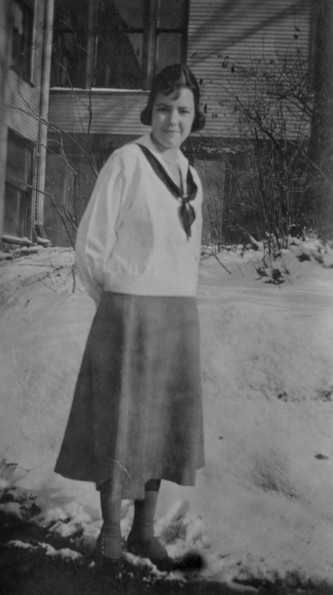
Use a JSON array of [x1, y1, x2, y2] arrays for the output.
[[96, 529, 122, 559]]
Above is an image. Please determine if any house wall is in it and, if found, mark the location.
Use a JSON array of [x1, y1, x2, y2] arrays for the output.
[[5, 1, 46, 141], [48, 0, 312, 139], [44, 151, 98, 247], [188, 0, 312, 138], [48, 89, 149, 138], [0, 0, 48, 242], [46, 0, 313, 247], [0, 1, 12, 238]]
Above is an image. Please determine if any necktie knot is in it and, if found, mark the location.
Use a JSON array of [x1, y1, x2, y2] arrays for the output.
[[180, 198, 196, 239]]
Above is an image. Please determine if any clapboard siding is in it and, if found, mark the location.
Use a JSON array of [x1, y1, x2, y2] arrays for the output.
[[187, 0, 312, 138], [7, 73, 41, 141], [49, 90, 150, 136], [48, 0, 312, 139]]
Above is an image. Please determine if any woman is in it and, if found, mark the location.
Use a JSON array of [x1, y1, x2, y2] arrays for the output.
[[55, 63, 206, 571]]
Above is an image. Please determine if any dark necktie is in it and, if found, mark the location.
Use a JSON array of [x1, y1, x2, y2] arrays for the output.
[[137, 143, 198, 239]]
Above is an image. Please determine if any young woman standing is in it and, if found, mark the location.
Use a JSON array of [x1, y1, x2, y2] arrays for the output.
[[55, 63, 206, 571]]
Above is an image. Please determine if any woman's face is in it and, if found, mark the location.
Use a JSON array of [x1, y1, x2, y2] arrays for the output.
[[151, 87, 195, 151]]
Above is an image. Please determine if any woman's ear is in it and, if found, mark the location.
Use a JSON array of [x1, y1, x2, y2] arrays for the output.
[[140, 105, 152, 126]]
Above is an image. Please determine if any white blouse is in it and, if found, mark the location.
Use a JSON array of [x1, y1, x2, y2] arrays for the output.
[[75, 134, 203, 304]]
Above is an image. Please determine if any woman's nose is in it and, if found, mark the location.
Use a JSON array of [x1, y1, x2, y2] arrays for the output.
[[168, 109, 179, 125]]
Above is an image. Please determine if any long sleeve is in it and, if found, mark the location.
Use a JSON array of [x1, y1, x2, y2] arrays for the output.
[[75, 146, 137, 305], [75, 135, 202, 300]]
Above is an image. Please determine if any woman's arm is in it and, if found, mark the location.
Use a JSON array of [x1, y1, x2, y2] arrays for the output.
[[75, 146, 136, 304]]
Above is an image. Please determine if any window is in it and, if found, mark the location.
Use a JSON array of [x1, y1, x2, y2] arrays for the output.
[[51, 0, 189, 89], [3, 132, 33, 239], [11, 0, 34, 81]]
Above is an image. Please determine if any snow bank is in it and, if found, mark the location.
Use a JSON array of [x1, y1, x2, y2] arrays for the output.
[[1, 243, 333, 585]]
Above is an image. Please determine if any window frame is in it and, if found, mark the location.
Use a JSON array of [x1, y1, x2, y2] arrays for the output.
[[10, 0, 35, 83], [3, 131, 34, 240], [51, 0, 189, 90], [142, 0, 189, 89]]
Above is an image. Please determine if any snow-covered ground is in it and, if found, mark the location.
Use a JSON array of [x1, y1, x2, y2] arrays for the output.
[[1, 239, 333, 588]]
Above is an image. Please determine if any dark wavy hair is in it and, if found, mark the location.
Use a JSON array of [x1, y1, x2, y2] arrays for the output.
[[140, 64, 205, 133]]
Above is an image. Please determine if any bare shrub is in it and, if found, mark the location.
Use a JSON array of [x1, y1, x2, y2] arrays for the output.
[[205, 46, 315, 248]]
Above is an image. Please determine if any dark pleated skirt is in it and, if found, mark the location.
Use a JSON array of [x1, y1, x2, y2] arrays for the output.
[[55, 292, 204, 500]]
